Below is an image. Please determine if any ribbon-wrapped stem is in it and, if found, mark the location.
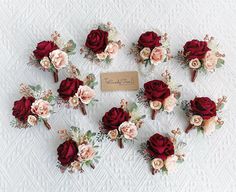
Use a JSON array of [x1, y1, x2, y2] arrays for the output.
[[43, 119, 51, 130], [185, 123, 194, 133], [191, 69, 198, 82], [53, 69, 59, 83], [118, 138, 124, 149], [79, 101, 87, 115], [151, 109, 157, 120]]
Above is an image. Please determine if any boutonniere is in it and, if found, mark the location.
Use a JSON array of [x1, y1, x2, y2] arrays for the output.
[[29, 31, 76, 82], [178, 35, 225, 82], [181, 96, 227, 135], [57, 126, 100, 173], [97, 99, 145, 149], [139, 129, 186, 175], [11, 84, 56, 129], [57, 65, 98, 115], [137, 70, 181, 120], [80, 22, 124, 65], [130, 30, 171, 74]]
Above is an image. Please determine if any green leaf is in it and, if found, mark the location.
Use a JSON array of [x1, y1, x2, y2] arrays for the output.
[[128, 102, 138, 112], [63, 40, 76, 54]]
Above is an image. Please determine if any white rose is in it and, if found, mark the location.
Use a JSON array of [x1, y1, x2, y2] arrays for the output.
[[203, 51, 218, 72], [164, 155, 178, 172], [140, 47, 151, 60], [150, 100, 162, 110], [151, 158, 164, 170], [27, 115, 38, 126], [31, 99, 52, 119], [108, 129, 118, 140], [69, 95, 79, 107], [49, 49, 68, 70], [150, 47, 167, 65], [189, 58, 201, 69], [40, 57, 51, 69], [105, 42, 119, 58], [118, 121, 138, 140], [76, 85, 95, 104], [190, 115, 203, 126], [96, 52, 108, 60], [163, 94, 177, 112], [202, 116, 218, 135]]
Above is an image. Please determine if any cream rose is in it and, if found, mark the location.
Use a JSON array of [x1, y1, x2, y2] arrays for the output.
[[118, 121, 138, 140], [202, 116, 218, 135], [105, 42, 119, 58], [163, 94, 177, 112], [31, 99, 52, 119], [164, 155, 178, 172], [40, 57, 51, 69], [150, 47, 166, 65], [190, 115, 203, 126], [151, 158, 164, 170], [140, 47, 151, 60], [78, 144, 95, 161], [70, 161, 81, 172], [76, 85, 95, 104], [150, 100, 162, 110], [49, 49, 68, 70], [203, 51, 218, 72], [27, 115, 38, 126], [189, 58, 201, 69], [69, 95, 79, 107], [108, 129, 118, 140], [96, 52, 108, 60]]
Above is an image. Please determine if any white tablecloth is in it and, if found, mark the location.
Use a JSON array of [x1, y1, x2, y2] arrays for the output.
[[0, 0, 236, 191]]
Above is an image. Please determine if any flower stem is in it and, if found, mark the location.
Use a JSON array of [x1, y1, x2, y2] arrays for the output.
[[90, 163, 95, 169], [185, 123, 194, 133], [53, 69, 59, 83], [79, 102, 87, 115], [43, 119, 51, 130], [118, 138, 124, 149], [191, 69, 197, 82], [151, 167, 157, 175], [151, 109, 157, 120]]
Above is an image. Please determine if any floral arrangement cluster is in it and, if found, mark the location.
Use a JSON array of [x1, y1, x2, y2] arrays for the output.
[[130, 31, 171, 67], [11, 84, 56, 129], [137, 70, 181, 120], [97, 99, 145, 148], [181, 96, 227, 135], [80, 22, 124, 65], [139, 128, 186, 175], [57, 64, 98, 115], [29, 31, 76, 82], [57, 126, 100, 173], [179, 35, 225, 82]]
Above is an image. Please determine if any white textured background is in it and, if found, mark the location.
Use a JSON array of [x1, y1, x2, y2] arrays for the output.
[[0, 0, 236, 191]]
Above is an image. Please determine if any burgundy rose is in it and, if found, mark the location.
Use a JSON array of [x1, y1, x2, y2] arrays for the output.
[[57, 140, 78, 166], [144, 80, 170, 102], [33, 41, 59, 60], [85, 29, 108, 54], [102, 107, 130, 131], [57, 78, 84, 100], [183, 40, 210, 60], [138, 31, 162, 49], [190, 97, 216, 120], [147, 133, 174, 160], [12, 96, 35, 123]]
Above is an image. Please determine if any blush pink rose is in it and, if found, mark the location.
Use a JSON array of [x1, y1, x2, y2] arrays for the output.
[[105, 42, 119, 58], [49, 49, 68, 70], [78, 144, 95, 161], [118, 121, 138, 140], [163, 94, 177, 112], [150, 47, 166, 65], [76, 85, 95, 104], [203, 51, 218, 72], [31, 99, 52, 118]]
